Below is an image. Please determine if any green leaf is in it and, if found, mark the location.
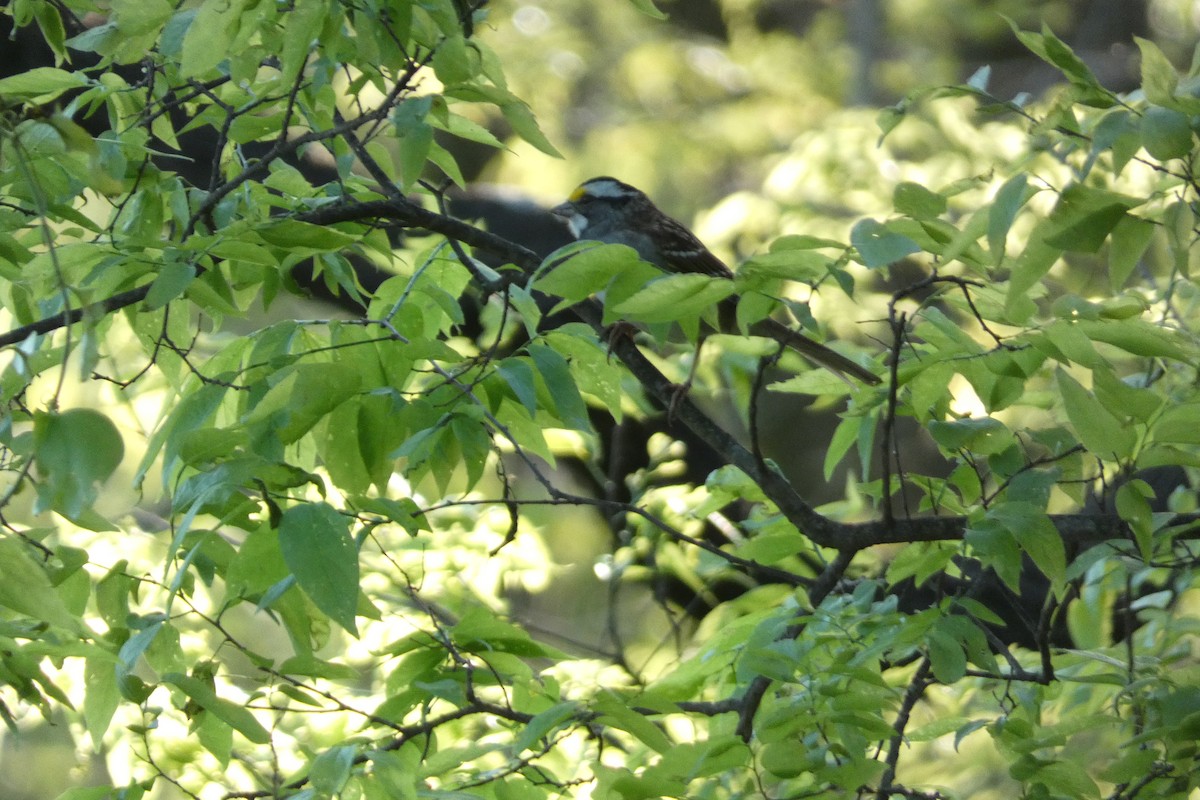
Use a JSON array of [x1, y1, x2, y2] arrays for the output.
[[543, 327, 625, 418], [1108, 214, 1156, 290], [501, 101, 561, 158], [164, 673, 271, 744], [279, 503, 360, 636], [450, 410, 492, 490], [1039, 25, 1100, 88], [1136, 37, 1180, 107], [434, 111, 505, 149], [1032, 760, 1100, 799], [1043, 184, 1139, 253], [1075, 318, 1189, 361], [850, 218, 921, 268], [824, 415, 861, 480], [243, 362, 362, 444], [1098, 749, 1159, 784], [927, 627, 967, 684], [1140, 106, 1193, 160], [737, 249, 831, 283], [111, 0, 174, 37], [33, 4, 69, 62], [1092, 365, 1162, 423], [894, 182, 946, 220], [180, 0, 246, 78], [257, 219, 358, 251], [534, 243, 645, 307], [0, 536, 80, 631], [280, 0, 327, 83], [528, 342, 591, 431], [83, 655, 122, 745], [0, 67, 88, 100], [452, 606, 568, 659], [1153, 402, 1200, 444], [626, 0, 668, 19], [612, 273, 735, 323], [33, 409, 124, 520], [514, 702, 581, 753], [988, 502, 1067, 592], [310, 745, 358, 795], [594, 691, 672, 754], [1005, 231, 1058, 321], [433, 34, 474, 84], [929, 417, 1014, 456], [988, 173, 1033, 263], [735, 531, 806, 564], [1116, 480, 1155, 561], [398, 122, 434, 189], [144, 258, 197, 309], [886, 542, 956, 588], [1037, 321, 1103, 369], [769, 369, 854, 397], [1056, 368, 1136, 459]]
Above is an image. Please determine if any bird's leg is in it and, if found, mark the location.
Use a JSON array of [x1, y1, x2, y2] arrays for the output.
[[604, 321, 640, 360], [668, 333, 708, 421]]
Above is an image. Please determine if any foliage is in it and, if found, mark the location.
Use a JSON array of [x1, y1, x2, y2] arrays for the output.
[[0, 2, 1198, 800]]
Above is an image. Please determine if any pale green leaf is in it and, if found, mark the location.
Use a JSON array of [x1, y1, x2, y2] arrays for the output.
[[243, 362, 362, 444], [501, 102, 561, 157], [310, 745, 358, 795], [1140, 106, 1193, 161], [1043, 184, 1139, 253], [850, 218, 921, 268], [1076, 318, 1189, 361], [1056, 368, 1136, 459], [0, 67, 88, 100], [257, 219, 358, 251], [279, 503, 360, 636], [927, 627, 967, 683], [180, 0, 247, 78], [83, 655, 122, 746], [534, 243, 646, 308], [1107, 214, 1156, 289], [529, 342, 591, 431], [737, 250, 831, 283], [1116, 480, 1155, 561], [33, 409, 124, 520], [145, 259, 196, 309], [613, 272, 735, 323], [627, 0, 668, 19], [164, 673, 271, 743], [894, 182, 946, 220], [987, 173, 1034, 263], [989, 502, 1067, 592], [0, 536, 80, 630], [280, 0, 326, 83], [1137, 36, 1181, 106]]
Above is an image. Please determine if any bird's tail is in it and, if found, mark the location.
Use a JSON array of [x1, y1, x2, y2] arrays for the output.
[[716, 299, 879, 385], [757, 317, 881, 385]]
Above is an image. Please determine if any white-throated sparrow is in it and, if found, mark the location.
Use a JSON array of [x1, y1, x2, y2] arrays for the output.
[[551, 177, 880, 386]]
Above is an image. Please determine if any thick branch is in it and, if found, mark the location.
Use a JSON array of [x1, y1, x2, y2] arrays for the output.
[[8, 195, 1194, 555]]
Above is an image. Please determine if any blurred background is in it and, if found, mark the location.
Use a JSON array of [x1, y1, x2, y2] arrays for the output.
[[475, 0, 1157, 211]]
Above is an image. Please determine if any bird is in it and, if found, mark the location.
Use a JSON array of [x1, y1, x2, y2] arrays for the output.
[[549, 176, 880, 386]]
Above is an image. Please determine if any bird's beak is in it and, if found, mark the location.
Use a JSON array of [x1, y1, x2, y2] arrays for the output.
[[549, 202, 586, 237]]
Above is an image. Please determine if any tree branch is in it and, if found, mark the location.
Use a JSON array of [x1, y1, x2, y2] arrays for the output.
[[10, 193, 1195, 557]]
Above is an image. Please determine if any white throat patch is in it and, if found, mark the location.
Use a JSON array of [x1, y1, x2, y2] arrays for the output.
[[563, 212, 588, 237]]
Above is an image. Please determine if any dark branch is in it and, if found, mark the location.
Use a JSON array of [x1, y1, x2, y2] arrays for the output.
[[6, 194, 1191, 555]]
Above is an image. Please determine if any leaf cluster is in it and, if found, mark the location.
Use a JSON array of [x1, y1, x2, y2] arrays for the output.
[[0, 4, 1199, 800]]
